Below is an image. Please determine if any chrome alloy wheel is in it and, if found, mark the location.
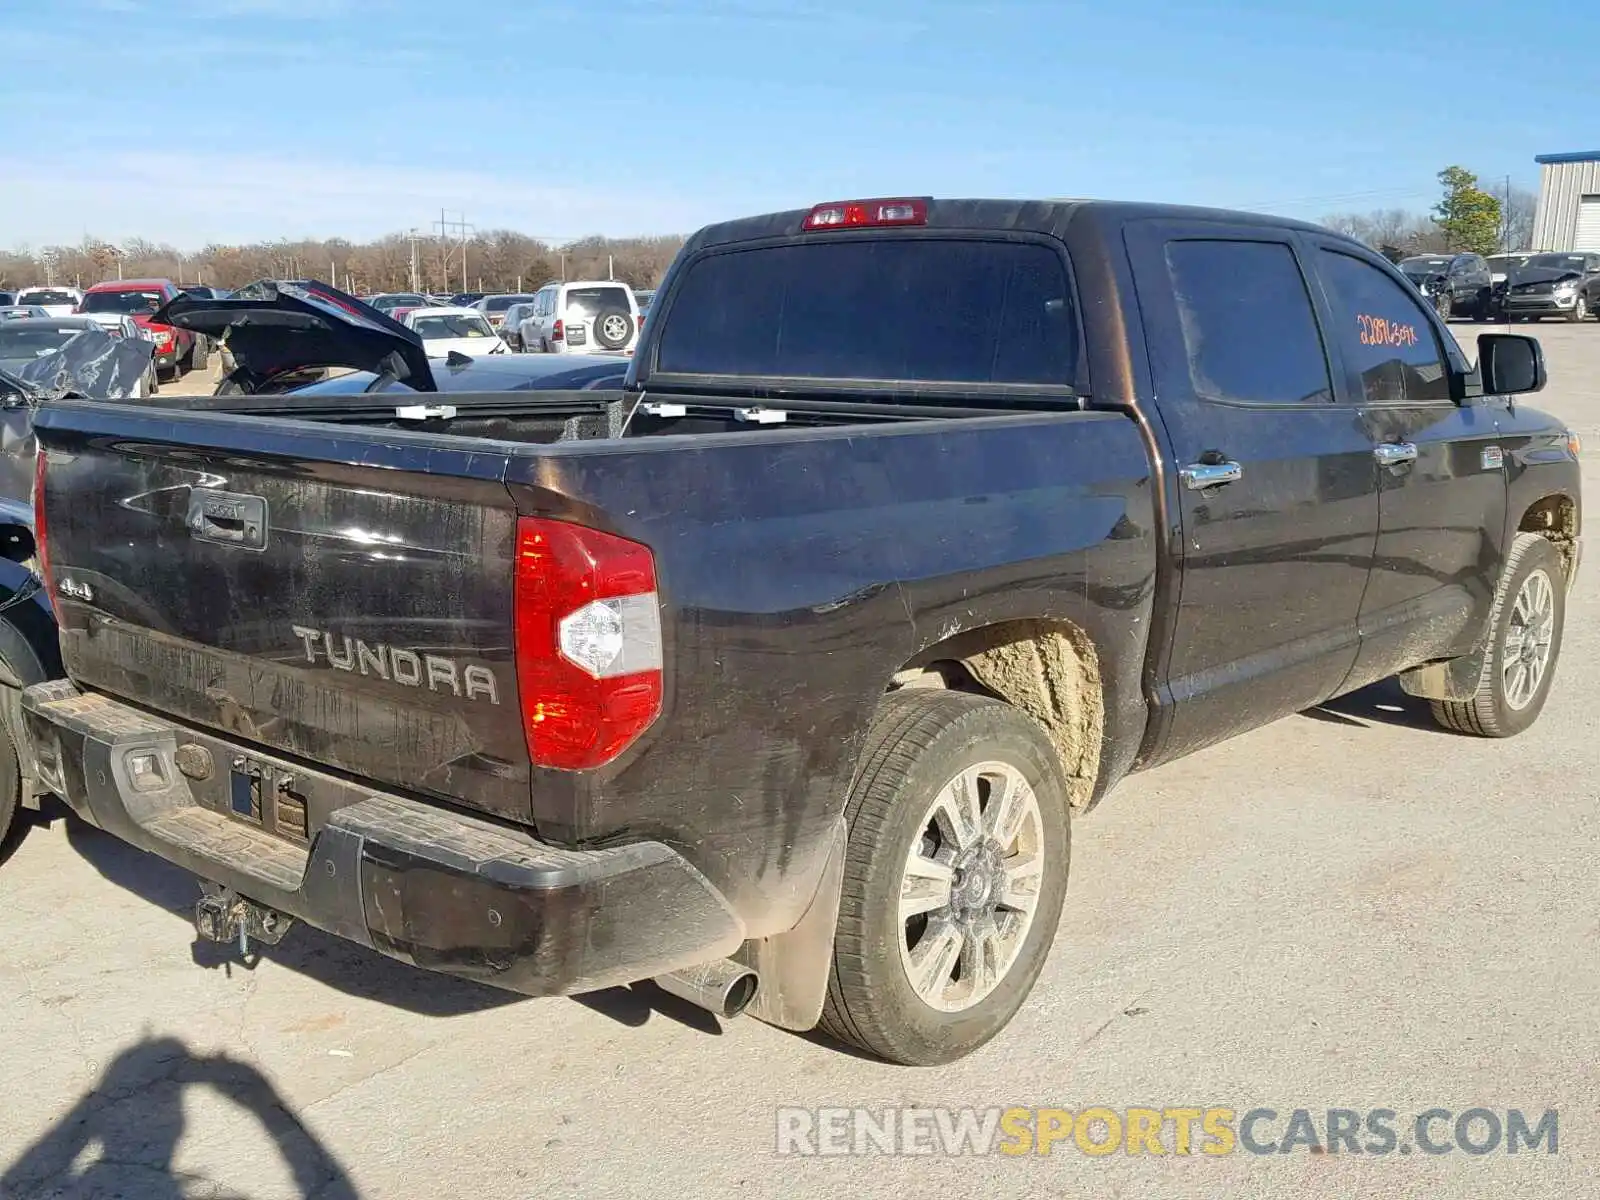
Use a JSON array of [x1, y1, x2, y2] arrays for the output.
[[1503, 568, 1556, 711], [897, 761, 1046, 1012]]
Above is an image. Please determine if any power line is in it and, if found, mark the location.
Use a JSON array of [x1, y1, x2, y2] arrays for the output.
[[433, 210, 475, 293]]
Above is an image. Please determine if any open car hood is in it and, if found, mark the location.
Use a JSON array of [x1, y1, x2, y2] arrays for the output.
[[154, 281, 437, 393], [1508, 267, 1583, 287], [0, 326, 152, 404]]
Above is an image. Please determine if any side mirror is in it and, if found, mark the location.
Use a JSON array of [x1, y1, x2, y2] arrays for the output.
[[1478, 333, 1546, 396]]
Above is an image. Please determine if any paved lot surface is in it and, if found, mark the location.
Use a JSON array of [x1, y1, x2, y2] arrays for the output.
[[4, 325, 1599, 1199]]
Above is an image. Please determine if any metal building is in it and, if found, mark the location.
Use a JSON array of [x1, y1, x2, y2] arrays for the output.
[[1531, 151, 1600, 251]]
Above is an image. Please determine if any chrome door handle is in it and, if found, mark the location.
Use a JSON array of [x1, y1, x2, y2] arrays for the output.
[[1374, 442, 1418, 467], [1179, 461, 1243, 490]]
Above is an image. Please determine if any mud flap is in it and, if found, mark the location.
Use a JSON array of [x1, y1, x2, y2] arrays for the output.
[[1399, 643, 1490, 702], [733, 817, 846, 1031]]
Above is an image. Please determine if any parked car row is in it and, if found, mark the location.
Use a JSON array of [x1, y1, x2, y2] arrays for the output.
[[1399, 251, 1600, 324], [0, 279, 224, 383]]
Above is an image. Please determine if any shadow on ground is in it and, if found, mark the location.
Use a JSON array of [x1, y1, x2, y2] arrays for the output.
[[1303, 677, 1445, 734], [58, 806, 520, 1018], [0, 1035, 359, 1200]]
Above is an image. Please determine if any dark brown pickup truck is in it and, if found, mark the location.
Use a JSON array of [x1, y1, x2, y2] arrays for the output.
[[22, 198, 1582, 1065]]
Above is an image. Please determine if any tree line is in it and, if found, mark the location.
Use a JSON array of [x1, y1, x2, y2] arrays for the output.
[[1321, 166, 1536, 260], [0, 229, 686, 295]]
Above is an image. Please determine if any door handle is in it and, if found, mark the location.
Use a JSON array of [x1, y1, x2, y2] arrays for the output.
[[1374, 442, 1418, 467], [1179, 461, 1243, 490]]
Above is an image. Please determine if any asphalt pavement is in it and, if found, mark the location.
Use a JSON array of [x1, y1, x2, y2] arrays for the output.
[[3, 325, 1597, 1199]]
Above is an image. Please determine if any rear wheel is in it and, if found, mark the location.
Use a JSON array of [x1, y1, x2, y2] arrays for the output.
[[1430, 533, 1566, 737], [0, 616, 51, 863], [818, 690, 1072, 1066]]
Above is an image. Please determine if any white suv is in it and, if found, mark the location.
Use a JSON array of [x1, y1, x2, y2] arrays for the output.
[[519, 281, 640, 354]]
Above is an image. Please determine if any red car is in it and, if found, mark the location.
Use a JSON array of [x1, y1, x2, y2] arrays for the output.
[[78, 279, 211, 383]]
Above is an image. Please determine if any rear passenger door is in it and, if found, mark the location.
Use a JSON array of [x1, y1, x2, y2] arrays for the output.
[[1308, 240, 1507, 690], [1126, 222, 1382, 762]]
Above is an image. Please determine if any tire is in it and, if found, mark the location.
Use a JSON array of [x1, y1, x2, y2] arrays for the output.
[[817, 689, 1072, 1066], [1434, 290, 1452, 321], [1430, 533, 1566, 738], [0, 616, 50, 862], [1565, 295, 1589, 323], [179, 340, 195, 375], [592, 307, 632, 351]]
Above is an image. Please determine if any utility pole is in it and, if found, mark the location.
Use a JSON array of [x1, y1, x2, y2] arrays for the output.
[[1504, 174, 1512, 253], [608, 254, 614, 280], [408, 228, 421, 293], [434, 209, 474, 293]]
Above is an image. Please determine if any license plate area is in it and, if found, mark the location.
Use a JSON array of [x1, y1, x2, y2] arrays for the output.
[[228, 756, 309, 843]]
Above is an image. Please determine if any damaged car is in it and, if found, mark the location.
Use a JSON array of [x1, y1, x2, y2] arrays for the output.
[[1500, 252, 1600, 323], [0, 320, 158, 857]]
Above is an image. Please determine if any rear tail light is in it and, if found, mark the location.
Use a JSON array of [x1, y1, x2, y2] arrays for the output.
[[513, 517, 662, 770], [802, 197, 928, 231], [552, 318, 565, 342], [32, 448, 52, 600]]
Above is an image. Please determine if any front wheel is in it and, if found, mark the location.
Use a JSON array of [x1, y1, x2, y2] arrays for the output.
[[818, 689, 1071, 1066], [1431, 533, 1566, 737], [1434, 290, 1453, 321], [1565, 295, 1589, 323]]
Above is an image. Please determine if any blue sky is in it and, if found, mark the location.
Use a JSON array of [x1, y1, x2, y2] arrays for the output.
[[1, 0, 1592, 249]]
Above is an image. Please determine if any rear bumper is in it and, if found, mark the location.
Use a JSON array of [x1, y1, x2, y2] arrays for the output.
[[23, 681, 745, 995]]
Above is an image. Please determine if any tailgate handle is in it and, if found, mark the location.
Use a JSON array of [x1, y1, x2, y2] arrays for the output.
[[187, 489, 268, 550]]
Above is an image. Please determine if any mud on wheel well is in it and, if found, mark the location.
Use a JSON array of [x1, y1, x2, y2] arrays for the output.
[[1519, 495, 1578, 581], [888, 619, 1104, 809]]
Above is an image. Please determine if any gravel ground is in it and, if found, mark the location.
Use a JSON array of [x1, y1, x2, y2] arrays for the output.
[[3, 323, 1598, 1200]]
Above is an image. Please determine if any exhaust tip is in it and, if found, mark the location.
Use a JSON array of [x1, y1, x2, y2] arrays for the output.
[[654, 958, 760, 1019], [721, 970, 759, 1018]]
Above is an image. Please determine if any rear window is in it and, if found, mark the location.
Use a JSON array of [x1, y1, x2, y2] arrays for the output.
[[81, 289, 165, 315], [412, 314, 495, 339], [483, 295, 533, 312], [18, 289, 77, 307], [655, 239, 1076, 385], [0, 326, 83, 356], [563, 287, 633, 320]]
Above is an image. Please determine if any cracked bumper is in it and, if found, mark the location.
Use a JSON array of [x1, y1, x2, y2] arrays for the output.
[[23, 681, 744, 995]]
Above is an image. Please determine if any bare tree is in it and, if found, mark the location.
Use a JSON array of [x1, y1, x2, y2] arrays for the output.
[[1, 226, 686, 294], [1504, 186, 1538, 252]]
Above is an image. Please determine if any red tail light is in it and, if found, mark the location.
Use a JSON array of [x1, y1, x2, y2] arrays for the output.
[[552, 318, 565, 342], [802, 197, 928, 231], [513, 517, 662, 770], [32, 448, 52, 600]]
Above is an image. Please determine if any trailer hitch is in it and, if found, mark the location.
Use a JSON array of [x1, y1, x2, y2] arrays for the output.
[[193, 884, 294, 963]]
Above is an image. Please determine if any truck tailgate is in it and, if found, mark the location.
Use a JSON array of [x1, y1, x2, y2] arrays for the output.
[[34, 403, 533, 822]]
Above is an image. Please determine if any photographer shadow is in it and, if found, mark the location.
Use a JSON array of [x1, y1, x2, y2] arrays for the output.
[[1, 1035, 359, 1200]]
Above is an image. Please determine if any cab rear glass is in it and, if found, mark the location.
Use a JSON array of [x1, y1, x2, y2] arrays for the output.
[[655, 238, 1077, 386]]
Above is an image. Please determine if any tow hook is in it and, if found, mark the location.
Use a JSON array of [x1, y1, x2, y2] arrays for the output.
[[193, 885, 294, 961]]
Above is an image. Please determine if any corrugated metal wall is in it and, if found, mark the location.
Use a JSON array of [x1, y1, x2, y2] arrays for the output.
[[1532, 159, 1600, 250]]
